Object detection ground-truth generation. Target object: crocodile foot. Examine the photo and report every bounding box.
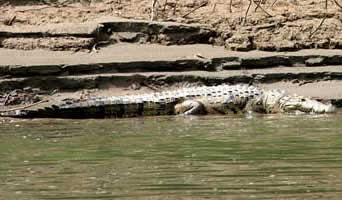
[174,100,206,115]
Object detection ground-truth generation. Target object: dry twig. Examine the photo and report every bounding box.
[182,1,208,18]
[16,0,75,12]
[3,93,10,106]
[0,1,10,7]
[308,0,329,38]
[244,0,272,24]
[309,14,327,38]
[163,0,168,12]
[244,0,253,23]
[3,16,16,26]
[0,89,58,113]
[151,0,158,21]
[253,0,272,17]
[271,0,278,7]
[334,0,342,9]
[0,100,49,113]
[16,6,51,12]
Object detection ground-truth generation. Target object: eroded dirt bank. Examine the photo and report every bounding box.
[1,0,342,51]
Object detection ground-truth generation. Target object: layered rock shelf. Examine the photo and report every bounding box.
[2,44,342,77]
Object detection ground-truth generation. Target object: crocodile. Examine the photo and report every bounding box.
[0,85,335,118]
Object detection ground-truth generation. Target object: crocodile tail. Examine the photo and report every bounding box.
[1,101,178,119]
[55,101,178,118]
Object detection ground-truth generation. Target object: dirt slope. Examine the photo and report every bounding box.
[1,0,342,51]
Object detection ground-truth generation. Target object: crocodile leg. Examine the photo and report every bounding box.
[174,100,206,115]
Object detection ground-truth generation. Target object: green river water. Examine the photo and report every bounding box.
[0,114,342,200]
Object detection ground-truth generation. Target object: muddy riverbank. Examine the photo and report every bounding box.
[1,0,342,114]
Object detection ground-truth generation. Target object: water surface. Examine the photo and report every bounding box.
[1,114,342,199]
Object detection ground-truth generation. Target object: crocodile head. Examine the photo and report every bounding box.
[252,89,335,114]
[279,95,335,113]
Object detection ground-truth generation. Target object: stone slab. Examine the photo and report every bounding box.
[0,17,215,46]
[1,66,342,91]
[1,44,342,76]
[0,23,99,37]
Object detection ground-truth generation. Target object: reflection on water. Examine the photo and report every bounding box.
[1,114,342,199]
